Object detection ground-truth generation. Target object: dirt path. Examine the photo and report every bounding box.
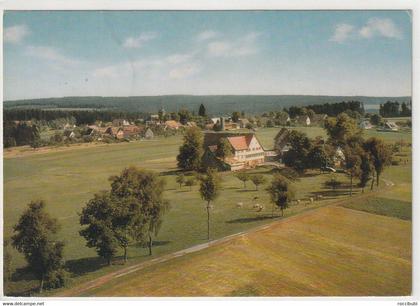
[56,183,392,297]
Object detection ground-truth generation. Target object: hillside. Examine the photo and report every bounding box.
[4,95,411,115]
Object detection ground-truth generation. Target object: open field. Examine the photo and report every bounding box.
[3,126,412,296]
[81,205,411,297]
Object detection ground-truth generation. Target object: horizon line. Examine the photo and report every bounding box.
[4,93,412,102]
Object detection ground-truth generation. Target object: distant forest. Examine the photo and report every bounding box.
[4,109,148,125]
[4,95,411,116]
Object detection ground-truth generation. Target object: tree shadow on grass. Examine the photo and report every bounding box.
[11,266,37,282]
[237,189,257,193]
[65,256,107,277]
[159,170,182,176]
[226,215,276,224]
[134,240,171,248]
[308,188,355,199]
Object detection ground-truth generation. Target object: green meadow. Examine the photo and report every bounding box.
[3,126,412,296]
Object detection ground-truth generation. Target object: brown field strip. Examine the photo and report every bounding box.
[68,205,411,297]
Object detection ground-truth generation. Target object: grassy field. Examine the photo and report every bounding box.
[82,206,411,297]
[3,126,412,296]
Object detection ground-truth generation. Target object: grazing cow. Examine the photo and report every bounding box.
[296,199,301,205]
[255,204,264,212]
[236,202,243,208]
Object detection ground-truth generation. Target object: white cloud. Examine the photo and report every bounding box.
[92,53,199,81]
[122,32,157,49]
[4,24,30,44]
[330,18,402,43]
[165,53,193,65]
[207,32,261,57]
[168,63,200,79]
[197,30,218,41]
[24,45,80,67]
[359,18,402,39]
[329,24,354,43]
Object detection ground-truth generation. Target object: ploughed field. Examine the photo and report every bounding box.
[3,126,412,296]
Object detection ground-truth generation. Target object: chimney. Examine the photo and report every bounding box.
[220,117,225,130]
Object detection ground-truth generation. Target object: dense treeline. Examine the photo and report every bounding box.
[379,101,412,117]
[5,95,411,116]
[303,101,364,116]
[3,121,40,148]
[4,109,147,125]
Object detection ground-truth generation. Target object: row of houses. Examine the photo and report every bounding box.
[359,119,399,131]
[66,125,155,140]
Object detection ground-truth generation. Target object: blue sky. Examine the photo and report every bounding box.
[3,10,412,100]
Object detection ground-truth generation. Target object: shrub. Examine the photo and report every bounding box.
[44,268,69,290]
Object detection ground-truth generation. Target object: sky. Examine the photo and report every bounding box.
[3,10,412,100]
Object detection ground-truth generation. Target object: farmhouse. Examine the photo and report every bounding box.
[144,128,154,139]
[296,115,311,126]
[122,125,143,138]
[112,119,130,127]
[165,120,182,130]
[359,120,373,129]
[311,114,328,126]
[105,127,124,139]
[273,128,291,158]
[202,132,265,171]
[383,121,399,131]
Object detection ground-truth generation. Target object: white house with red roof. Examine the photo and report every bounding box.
[202,132,265,171]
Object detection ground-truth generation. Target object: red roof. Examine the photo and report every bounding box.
[227,136,251,151]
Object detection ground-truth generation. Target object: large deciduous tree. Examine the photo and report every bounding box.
[363,137,393,189]
[12,200,66,293]
[324,112,361,146]
[343,146,362,196]
[177,127,203,171]
[358,152,374,192]
[282,130,312,173]
[109,167,169,256]
[199,168,220,240]
[79,192,119,265]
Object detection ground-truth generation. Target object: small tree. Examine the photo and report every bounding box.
[176,173,185,189]
[251,174,267,191]
[198,104,206,117]
[235,172,250,189]
[185,177,197,191]
[199,168,220,240]
[231,111,240,123]
[177,127,203,171]
[370,114,383,126]
[215,138,233,161]
[267,175,295,217]
[12,200,66,293]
